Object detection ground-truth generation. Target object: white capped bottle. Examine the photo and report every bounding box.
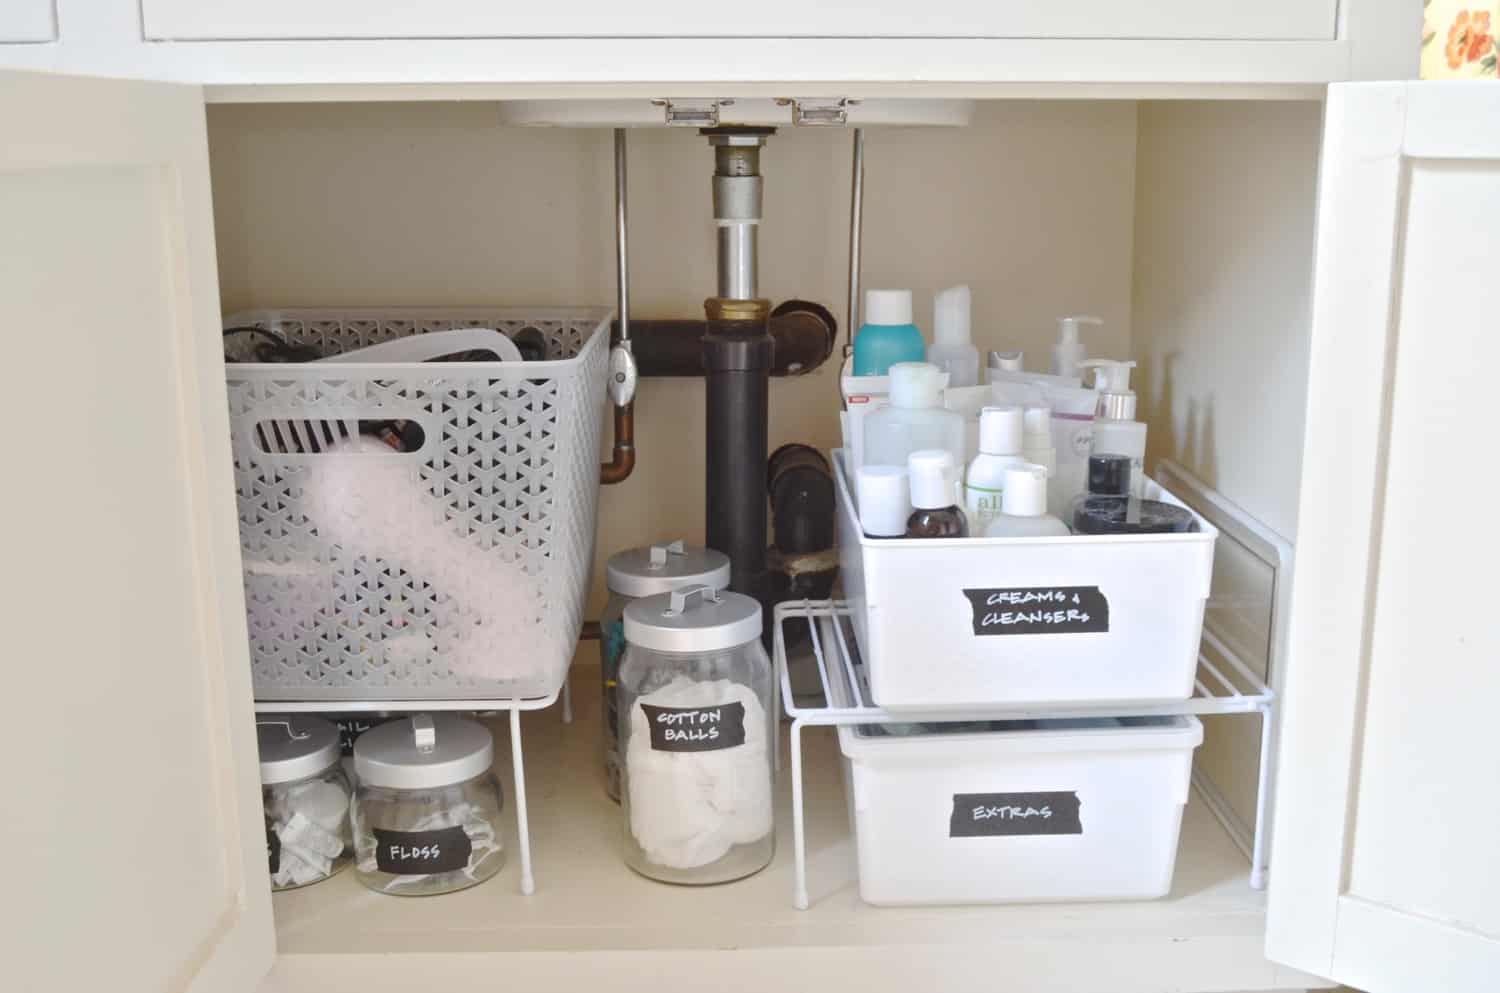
[1079,359,1147,498]
[963,406,1028,532]
[983,464,1071,538]
[927,285,980,388]
[863,362,966,473]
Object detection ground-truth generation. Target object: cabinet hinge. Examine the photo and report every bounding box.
[779,98,859,126]
[651,99,730,127]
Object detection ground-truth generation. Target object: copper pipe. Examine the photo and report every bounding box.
[599,400,635,485]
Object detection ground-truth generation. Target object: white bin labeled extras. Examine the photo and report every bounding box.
[834,450,1216,712]
[838,715,1203,906]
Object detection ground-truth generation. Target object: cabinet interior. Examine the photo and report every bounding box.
[204,96,1325,965]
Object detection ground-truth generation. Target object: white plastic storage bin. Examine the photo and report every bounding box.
[838,715,1203,906]
[225,308,610,702]
[833,450,1216,712]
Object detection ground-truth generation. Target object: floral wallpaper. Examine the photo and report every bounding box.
[1423,1,1499,78]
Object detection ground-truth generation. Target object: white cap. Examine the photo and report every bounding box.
[864,289,913,327]
[887,361,943,409]
[1053,315,1102,379]
[907,449,957,510]
[933,285,971,346]
[977,405,1024,456]
[1000,464,1049,517]
[856,465,912,537]
[1022,405,1051,445]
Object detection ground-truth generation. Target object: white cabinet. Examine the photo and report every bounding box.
[0,0,1417,89]
[0,0,56,42]
[141,0,1334,42]
[1266,81,1500,992]
[0,68,272,993]
[5,61,1498,993]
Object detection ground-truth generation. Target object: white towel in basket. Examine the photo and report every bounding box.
[301,436,562,685]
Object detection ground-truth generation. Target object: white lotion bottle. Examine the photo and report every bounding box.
[1051,315,1102,380]
[984,464,1071,538]
[863,362,966,473]
[928,285,980,388]
[1079,358,1147,498]
[963,406,1028,532]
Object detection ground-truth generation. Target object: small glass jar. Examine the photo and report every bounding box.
[619,584,774,884]
[258,716,353,891]
[600,540,730,802]
[351,714,505,896]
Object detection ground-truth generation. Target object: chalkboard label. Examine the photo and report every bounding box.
[373,826,472,875]
[950,791,1083,837]
[640,701,747,753]
[962,586,1109,636]
[266,818,280,874]
[332,716,386,756]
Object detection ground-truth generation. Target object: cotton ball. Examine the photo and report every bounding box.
[625,676,772,872]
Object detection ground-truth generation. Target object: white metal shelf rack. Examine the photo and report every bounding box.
[254,683,572,897]
[773,599,1276,911]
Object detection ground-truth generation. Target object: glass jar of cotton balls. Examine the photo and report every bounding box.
[259,716,353,891]
[619,584,774,884]
[351,714,504,896]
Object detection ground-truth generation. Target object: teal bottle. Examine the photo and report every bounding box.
[853,289,926,376]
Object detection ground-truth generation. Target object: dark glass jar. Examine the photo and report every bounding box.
[905,505,969,538]
[904,449,969,538]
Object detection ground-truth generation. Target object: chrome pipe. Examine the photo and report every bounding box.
[614,128,630,343]
[846,128,865,352]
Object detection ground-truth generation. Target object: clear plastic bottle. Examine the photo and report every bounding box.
[983,465,1071,537]
[863,362,966,473]
[619,585,774,884]
[1080,359,1147,498]
[927,285,980,388]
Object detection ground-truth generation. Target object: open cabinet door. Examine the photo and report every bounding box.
[1266,81,1500,993]
[0,71,273,991]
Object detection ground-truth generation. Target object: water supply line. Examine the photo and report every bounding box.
[846,127,865,358]
[601,127,638,485]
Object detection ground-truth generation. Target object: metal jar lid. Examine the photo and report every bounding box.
[624,584,762,653]
[353,714,494,790]
[606,539,731,599]
[258,716,341,786]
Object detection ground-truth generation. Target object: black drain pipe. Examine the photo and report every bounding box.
[702,127,775,599]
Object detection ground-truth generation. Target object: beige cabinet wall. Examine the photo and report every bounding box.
[206,100,1138,613]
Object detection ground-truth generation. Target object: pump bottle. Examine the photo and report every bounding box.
[1079,359,1146,497]
[927,285,980,388]
[1051,315,1102,380]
